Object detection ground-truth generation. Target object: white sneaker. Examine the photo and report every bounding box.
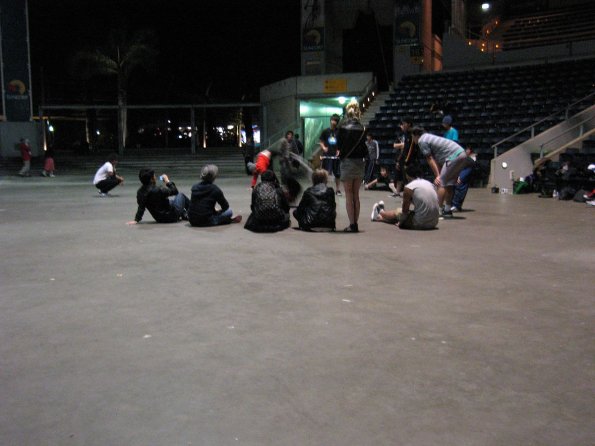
[371,202,379,221]
[378,200,385,210]
[587,200,595,207]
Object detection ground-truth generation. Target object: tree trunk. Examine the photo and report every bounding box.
[117,74,127,156]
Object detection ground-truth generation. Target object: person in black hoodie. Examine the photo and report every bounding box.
[188,164,242,227]
[337,99,368,232]
[293,169,336,231]
[128,168,189,224]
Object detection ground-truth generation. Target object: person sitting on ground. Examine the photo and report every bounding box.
[293,169,336,231]
[127,168,190,224]
[371,164,439,230]
[364,165,398,195]
[244,170,290,233]
[93,153,124,196]
[188,164,242,227]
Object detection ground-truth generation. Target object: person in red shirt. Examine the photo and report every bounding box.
[249,149,272,187]
[18,138,32,177]
[248,138,292,188]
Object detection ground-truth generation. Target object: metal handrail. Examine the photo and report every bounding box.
[538,113,595,157]
[264,120,301,149]
[361,77,378,99]
[491,90,595,158]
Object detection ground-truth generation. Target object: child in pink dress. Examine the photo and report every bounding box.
[42,147,55,177]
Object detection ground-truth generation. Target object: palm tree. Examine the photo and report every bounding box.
[73,29,157,154]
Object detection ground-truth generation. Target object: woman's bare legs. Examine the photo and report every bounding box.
[343,177,362,230]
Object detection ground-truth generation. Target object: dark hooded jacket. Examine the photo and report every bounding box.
[293,184,336,230]
[188,181,229,226]
[134,182,181,223]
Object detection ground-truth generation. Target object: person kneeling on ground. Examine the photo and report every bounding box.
[93,153,124,196]
[128,168,190,224]
[293,168,336,231]
[371,164,439,230]
[244,170,290,233]
[188,164,242,227]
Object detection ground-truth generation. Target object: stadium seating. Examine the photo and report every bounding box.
[367,57,595,176]
[502,3,595,51]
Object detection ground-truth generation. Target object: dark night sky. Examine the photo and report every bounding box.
[28,0,302,105]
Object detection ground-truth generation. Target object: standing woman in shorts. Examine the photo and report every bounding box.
[337,99,368,232]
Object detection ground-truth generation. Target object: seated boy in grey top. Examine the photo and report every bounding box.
[372,164,439,230]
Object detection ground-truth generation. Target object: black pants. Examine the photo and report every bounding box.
[95,177,121,194]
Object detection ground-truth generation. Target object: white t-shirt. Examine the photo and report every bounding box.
[405,178,439,229]
[93,161,114,185]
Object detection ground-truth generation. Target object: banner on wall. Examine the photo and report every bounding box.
[323,78,347,94]
[301,0,325,52]
[394,0,421,47]
[1,0,33,121]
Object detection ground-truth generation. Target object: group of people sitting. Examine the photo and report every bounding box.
[127,164,242,227]
[120,158,441,232]
[124,161,337,232]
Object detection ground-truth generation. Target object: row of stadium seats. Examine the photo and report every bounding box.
[367,57,595,169]
[502,2,595,50]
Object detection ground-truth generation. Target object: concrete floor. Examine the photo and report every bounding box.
[1,169,594,446]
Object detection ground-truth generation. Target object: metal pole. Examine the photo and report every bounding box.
[117,105,124,156]
[202,107,206,148]
[190,107,196,154]
[39,107,46,151]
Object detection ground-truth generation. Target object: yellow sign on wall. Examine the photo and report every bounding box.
[324,79,348,93]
